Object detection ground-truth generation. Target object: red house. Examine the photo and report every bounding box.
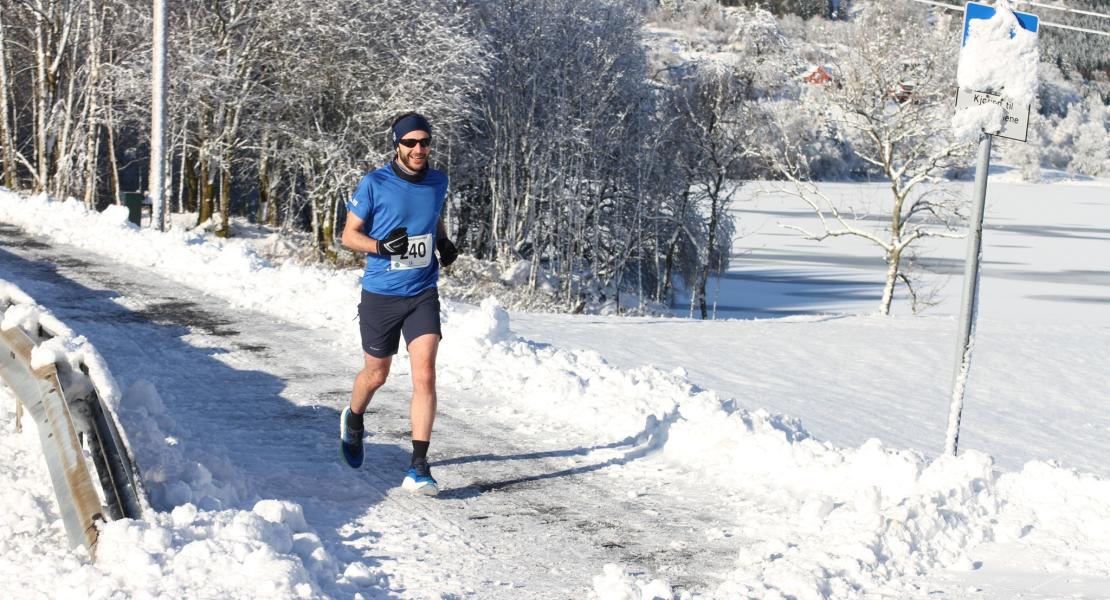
[803,65,833,85]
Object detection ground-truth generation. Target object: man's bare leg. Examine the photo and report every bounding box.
[342,352,391,468]
[406,333,439,441]
[351,353,392,415]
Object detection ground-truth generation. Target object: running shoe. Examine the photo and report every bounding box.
[402,459,438,495]
[339,406,364,468]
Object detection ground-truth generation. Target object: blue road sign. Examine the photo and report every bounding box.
[963,2,1039,46]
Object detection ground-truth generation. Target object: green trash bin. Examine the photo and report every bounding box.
[123,192,145,226]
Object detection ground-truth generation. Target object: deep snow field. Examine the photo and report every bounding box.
[1,170,1108,599]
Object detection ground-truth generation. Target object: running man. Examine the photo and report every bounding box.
[338,112,459,495]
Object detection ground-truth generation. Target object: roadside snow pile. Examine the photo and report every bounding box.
[84,499,327,598]
[0,394,330,598]
[441,298,1110,599]
[0,191,360,330]
[1,279,133,451]
[0,280,340,598]
[952,1,1039,141]
[116,379,245,510]
[592,563,677,600]
[714,450,1110,599]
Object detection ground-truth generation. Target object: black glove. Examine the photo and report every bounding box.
[377,227,408,256]
[436,237,459,268]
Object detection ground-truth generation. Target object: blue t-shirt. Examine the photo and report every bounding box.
[346,163,448,296]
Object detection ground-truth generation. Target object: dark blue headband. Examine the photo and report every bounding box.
[392,114,432,146]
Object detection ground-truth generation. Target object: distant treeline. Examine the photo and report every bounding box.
[0,0,1105,316]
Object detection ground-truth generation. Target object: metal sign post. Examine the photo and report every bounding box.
[945,2,1038,456]
[945,132,992,456]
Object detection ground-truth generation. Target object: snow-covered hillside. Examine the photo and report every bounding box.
[2,177,1108,599]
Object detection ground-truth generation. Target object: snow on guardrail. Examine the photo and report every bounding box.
[0,278,144,557]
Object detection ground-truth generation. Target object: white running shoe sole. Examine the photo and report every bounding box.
[402,476,439,496]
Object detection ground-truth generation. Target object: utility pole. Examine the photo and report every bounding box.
[149,0,166,231]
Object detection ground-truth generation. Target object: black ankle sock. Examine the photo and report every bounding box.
[411,440,430,465]
[347,408,364,431]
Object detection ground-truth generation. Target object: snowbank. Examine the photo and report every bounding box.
[0,279,340,598]
[440,300,1110,598]
[0,192,361,331]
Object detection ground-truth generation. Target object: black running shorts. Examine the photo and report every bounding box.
[358,287,442,358]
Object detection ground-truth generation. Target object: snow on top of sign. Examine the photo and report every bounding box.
[957,1,1039,105]
[952,98,1007,142]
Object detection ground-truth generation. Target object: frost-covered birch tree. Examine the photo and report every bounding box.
[651,4,788,318]
[0,0,123,201]
[460,0,655,310]
[0,8,18,189]
[765,4,972,315]
[256,0,484,256]
[666,63,748,319]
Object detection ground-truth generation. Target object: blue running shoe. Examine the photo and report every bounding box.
[339,406,364,468]
[401,459,438,495]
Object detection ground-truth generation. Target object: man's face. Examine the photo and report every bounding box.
[397,130,431,172]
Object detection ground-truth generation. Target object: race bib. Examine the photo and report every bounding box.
[389,234,433,270]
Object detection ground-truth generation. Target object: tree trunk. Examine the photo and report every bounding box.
[33,7,51,192]
[660,190,691,303]
[174,123,187,213]
[661,229,679,304]
[218,162,231,237]
[700,184,722,320]
[82,0,101,209]
[309,187,323,258]
[0,14,17,189]
[879,248,902,316]
[105,85,121,204]
[322,192,338,261]
[198,155,214,226]
[697,272,708,319]
[183,146,198,214]
[258,132,275,225]
[52,30,79,199]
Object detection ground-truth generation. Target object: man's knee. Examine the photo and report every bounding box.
[361,368,389,391]
[407,335,438,389]
[411,365,436,391]
[360,356,391,390]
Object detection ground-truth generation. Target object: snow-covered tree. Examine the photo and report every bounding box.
[763,3,971,315]
[457,0,655,310]
[721,0,836,20]
[1064,95,1110,177]
[664,63,750,319]
[253,0,485,255]
[1038,0,1110,81]
[0,8,16,190]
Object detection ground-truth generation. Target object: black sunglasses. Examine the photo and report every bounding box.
[398,137,432,148]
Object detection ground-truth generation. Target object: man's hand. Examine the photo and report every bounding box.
[378,227,408,256]
[437,237,459,268]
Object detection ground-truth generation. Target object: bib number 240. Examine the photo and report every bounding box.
[390,233,432,270]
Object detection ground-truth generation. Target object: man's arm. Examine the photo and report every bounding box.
[435,217,459,267]
[341,212,379,255]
